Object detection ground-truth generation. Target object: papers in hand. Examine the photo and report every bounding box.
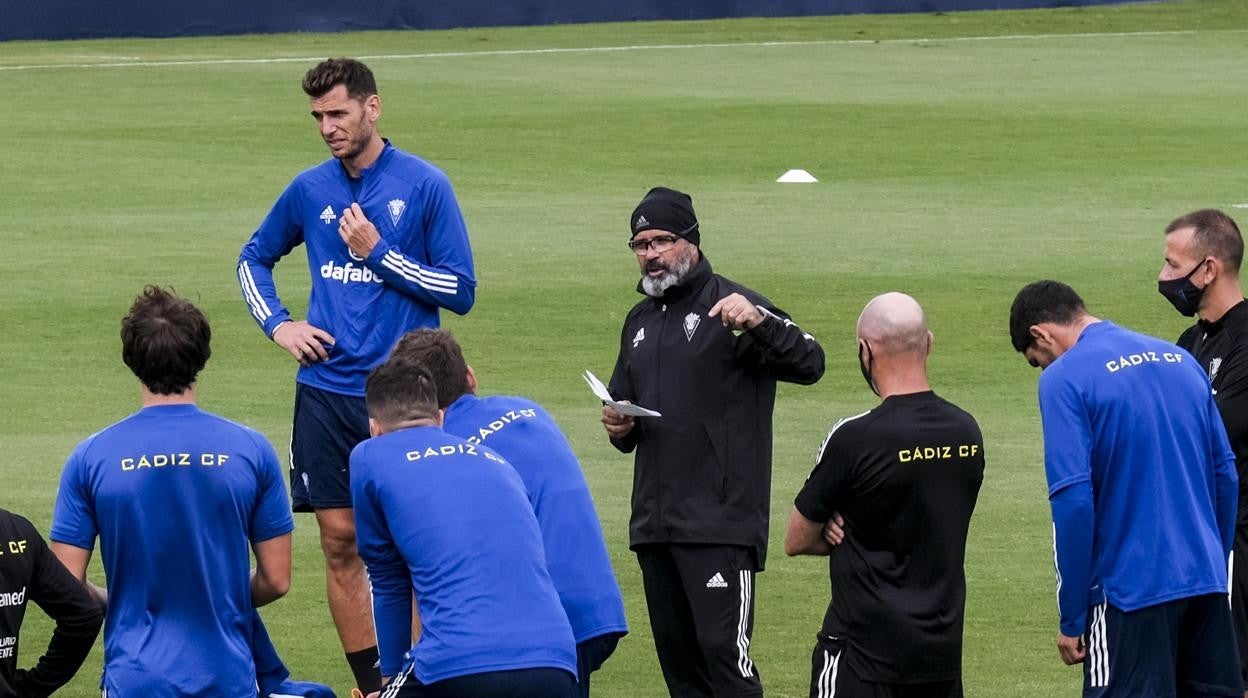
[583,370,661,418]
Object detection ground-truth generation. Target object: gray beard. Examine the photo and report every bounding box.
[640,254,695,297]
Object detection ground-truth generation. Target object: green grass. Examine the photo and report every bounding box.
[2,0,1246,694]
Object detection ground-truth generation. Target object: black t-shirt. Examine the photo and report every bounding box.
[1178,299,1248,539]
[0,509,102,698]
[795,391,984,683]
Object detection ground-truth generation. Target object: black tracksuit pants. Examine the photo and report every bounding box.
[636,543,763,698]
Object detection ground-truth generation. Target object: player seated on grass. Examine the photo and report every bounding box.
[0,508,102,697]
[352,356,578,698]
[49,286,295,697]
[389,328,628,697]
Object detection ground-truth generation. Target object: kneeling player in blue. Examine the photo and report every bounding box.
[351,357,578,698]
[49,286,294,697]
[390,328,628,696]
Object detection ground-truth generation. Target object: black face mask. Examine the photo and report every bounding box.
[858,341,880,397]
[1158,259,1209,317]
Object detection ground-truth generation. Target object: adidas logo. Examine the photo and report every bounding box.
[706,572,728,589]
[320,205,336,224]
[635,215,649,230]
[632,327,646,348]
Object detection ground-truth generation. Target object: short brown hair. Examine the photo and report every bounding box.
[302,58,378,100]
[390,329,471,409]
[1166,209,1243,274]
[365,356,440,427]
[121,286,211,395]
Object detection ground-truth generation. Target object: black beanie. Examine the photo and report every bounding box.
[630,186,700,246]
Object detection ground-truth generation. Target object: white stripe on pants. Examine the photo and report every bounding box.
[816,647,841,698]
[1087,600,1109,688]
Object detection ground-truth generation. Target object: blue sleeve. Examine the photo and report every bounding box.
[49,445,97,550]
[1039,371,1094,496]
[238,182,303,337]
[1050,484,1094,637]
[364,173,476,315]
[1039,371,1095,636]
[249,434,295,543]
[1208,395,1239,555]
[349,448,411,677]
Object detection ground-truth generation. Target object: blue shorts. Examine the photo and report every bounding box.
[290,383,369,512]
[1083,593,1242,697]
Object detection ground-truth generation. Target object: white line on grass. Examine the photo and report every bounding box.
[58,54,142,60]
[0,28,1240,72]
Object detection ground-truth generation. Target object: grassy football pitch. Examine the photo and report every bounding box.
[2,0,1247,694]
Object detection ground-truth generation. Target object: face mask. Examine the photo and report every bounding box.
[858,341,880,397]
[1158,259,1209,317]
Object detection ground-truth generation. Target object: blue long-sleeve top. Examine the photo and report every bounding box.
[443,394,628,644]
[1039,321,1236,637]
[238,141,476,396]
[350,425,576,682]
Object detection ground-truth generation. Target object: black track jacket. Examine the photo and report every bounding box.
[1179,300,1248,540]
[0,509,102,698]
[608,257,825,568]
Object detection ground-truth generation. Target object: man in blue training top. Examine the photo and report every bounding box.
[1010,280,1241,697]
[237,57,477,692]
[352,357,578,697]
[390,328,628,696]
[50,286,294,697]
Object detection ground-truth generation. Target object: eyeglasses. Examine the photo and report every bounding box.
[627,235,680,254]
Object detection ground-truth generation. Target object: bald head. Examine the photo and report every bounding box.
[857,292,931,356]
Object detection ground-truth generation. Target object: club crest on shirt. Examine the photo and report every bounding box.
[387,199,407,227]
[632,327,646,348]
[684,312,701,342]
[1210,357,1223,381]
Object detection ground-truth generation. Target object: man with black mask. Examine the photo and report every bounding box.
[785,293,983,698]
[1159,208,1248,692]
[601,186,825,697]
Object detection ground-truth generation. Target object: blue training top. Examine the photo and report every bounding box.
[238,141,477,397]
[50,404,294,698]
[1040,321,1237,637]
[443,393,628,644]
[351,425,576,682]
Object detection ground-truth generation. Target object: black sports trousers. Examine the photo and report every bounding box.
[809,634,962,698]
[635,543,762,698]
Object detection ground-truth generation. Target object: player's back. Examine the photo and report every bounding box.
[52,404,292,698]
[442,393,627,644]
[352,425,576,683]
[1042,321,1232,610]
[823,392,984,681]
